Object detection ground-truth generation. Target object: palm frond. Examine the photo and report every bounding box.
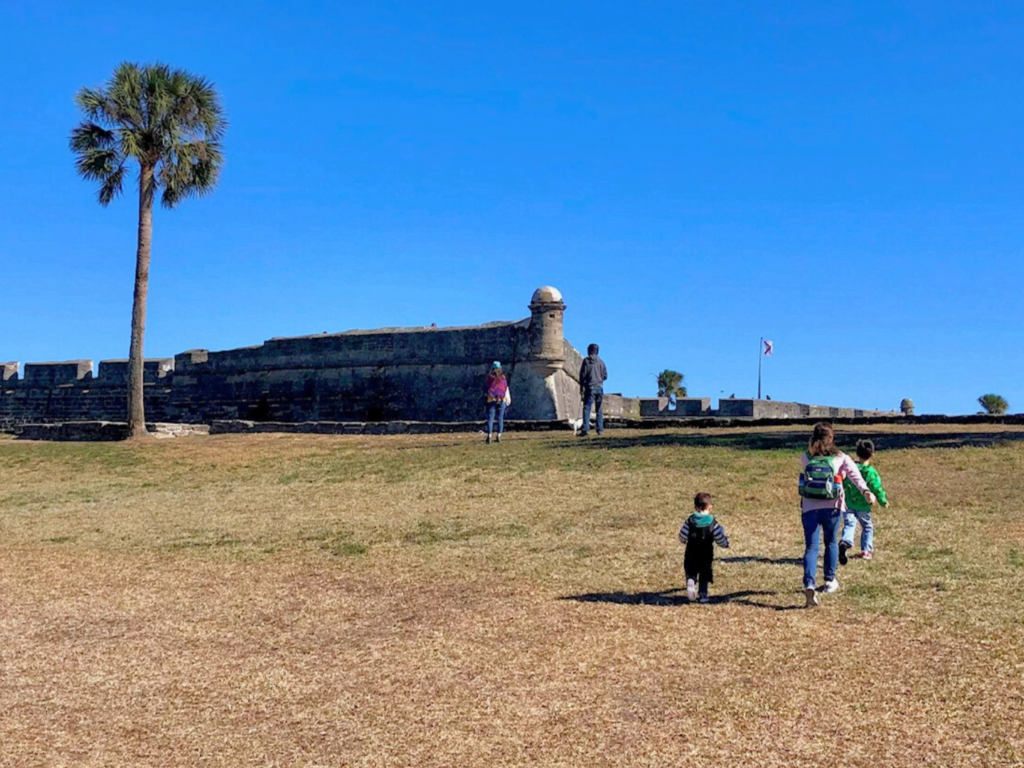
[159,139,223,207]
[119,128,143,160]
[98,163,127,206]
[74,147,121,182]
[69,122,116,152]
[74,87,116,125]
[170,74,228,140]
[107,62,145,129]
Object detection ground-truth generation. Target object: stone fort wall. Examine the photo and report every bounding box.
[1,287,590,428]
[640,397,896,420]
[1,285,893,430]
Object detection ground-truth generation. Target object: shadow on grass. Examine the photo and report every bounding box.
[561,588,778,607]
[719,555,801,565]
[555,431,1024,452]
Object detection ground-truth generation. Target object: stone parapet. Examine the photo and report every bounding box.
[97,359,174,385]
[639,397,711,417]
[23,360,93,386]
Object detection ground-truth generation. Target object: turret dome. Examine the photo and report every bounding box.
[530,286,563,305]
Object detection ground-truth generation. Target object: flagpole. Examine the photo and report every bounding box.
[757,336,762,400]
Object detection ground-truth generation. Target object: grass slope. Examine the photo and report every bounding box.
[1,426,1022,767]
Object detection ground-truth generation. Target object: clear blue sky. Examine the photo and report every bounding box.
[3,1,1022,415]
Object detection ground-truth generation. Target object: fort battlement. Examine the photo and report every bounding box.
[1,287,595,428]
[1,286,896,431]
[2,359,174,386]
[639,397,896,420]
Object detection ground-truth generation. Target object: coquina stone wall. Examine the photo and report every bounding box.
[0,359,174,430]
[1,287,598,428]
[639,397,897,420]
[1,285,891,431]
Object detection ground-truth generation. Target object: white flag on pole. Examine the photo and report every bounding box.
[763,339,773,356]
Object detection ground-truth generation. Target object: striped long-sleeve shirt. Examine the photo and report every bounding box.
[678,513,730,548]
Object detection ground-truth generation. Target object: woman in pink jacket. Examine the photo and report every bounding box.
[484,362,509,444]
[800,422,875,607]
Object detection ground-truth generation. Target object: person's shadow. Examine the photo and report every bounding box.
[560,551,809,610]
[560,588,792,608]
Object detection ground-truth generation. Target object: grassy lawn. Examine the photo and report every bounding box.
[1,425,1022,766]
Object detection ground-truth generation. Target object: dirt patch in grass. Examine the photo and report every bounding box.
[1,426,1023,766]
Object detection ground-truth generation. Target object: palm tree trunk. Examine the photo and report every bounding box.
[127,163,155,439]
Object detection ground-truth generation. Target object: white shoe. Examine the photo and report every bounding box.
[820,579,840,594]
[686,579,697,602]
[805,587,819,608]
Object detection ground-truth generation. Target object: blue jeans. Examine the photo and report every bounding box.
[582,388,604,435]
[841,509,874,552]
[486,400,506,435]
[802,507,842,589]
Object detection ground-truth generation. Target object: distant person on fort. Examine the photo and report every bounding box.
[579,343,608,437]
[484,362,510,444]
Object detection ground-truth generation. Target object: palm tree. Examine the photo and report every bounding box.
[70,63,226,437]
[978,394,1009,415]
[656,369,687,400]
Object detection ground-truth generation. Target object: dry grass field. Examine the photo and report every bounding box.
[1,424,1023,767]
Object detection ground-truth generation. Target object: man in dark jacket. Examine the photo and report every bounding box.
[578,343,608,436]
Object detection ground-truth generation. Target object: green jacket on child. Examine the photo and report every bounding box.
[843,463,888,512]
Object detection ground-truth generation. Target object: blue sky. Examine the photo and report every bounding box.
[2,1,1022,414]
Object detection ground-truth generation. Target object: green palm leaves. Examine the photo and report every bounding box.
[657,369,686,399]
[70,62,226,207]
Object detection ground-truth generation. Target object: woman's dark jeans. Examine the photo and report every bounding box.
[486,400,507,435]
[802,507,842,588]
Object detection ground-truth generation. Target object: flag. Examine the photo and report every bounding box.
[763,339,773,356]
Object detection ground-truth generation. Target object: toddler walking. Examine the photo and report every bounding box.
[840,439,889,563]
[678,492,730,603]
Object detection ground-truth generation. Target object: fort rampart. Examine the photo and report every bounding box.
[639,397,896,420]
[1,287,598,428]
[1,286,895,431]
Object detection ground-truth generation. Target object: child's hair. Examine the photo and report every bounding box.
[587,343,600,356]
[694,492,712,511]
[855,439,875,461]
[808,422,838,457]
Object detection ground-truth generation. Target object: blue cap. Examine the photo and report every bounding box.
[492,361,502,368]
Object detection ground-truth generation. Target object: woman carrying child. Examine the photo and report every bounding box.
[799,422,875,607]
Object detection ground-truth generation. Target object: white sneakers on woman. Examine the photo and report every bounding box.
[805,579,840,608]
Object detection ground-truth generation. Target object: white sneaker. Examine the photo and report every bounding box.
[805,587,819,608]
[686,579,697,602]
[821,579,840,594]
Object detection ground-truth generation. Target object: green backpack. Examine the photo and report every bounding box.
[799,455,841,500]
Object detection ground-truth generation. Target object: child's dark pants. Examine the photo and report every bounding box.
[685,541,715,596]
